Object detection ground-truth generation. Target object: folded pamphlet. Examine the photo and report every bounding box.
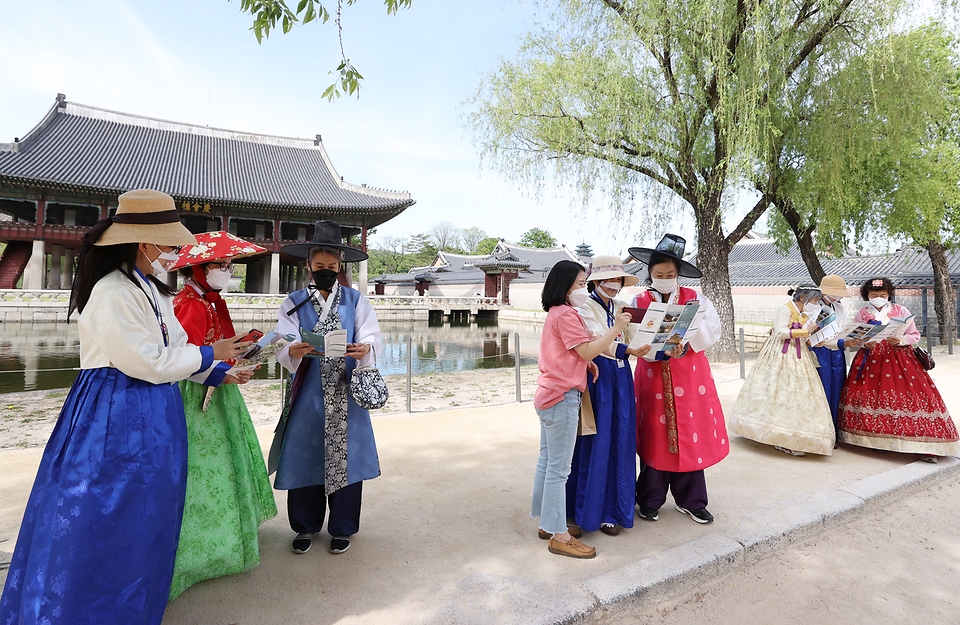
[301,329,347,358]
[627,301,704,354]
[229,331,297,373]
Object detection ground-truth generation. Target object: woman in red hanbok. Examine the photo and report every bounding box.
[630,235,728,524]
[838,277,958,461]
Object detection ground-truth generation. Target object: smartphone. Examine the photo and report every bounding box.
[622,307,647,323]
[237,329,264,343]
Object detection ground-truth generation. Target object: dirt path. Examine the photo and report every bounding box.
[0,366,542,450]
[590,477,960,625]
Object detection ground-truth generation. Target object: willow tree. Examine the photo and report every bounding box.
[766,23,960,335]
[469,0,900,360]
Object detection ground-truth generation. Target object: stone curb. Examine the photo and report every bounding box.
[570,457,960,623]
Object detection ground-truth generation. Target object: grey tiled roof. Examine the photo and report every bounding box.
[677,239,960,288]
[0,96,415,225]
[377,242,582,285]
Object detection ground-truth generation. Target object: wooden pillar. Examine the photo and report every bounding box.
[296,261,306,291]
[49,244,62,290]
[274,218,282,251]
[35,198,45,237]
[100,203,109,220]
[269,253,281,294]
[63,248,75,289]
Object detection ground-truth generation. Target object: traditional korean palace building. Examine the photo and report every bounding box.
[0,94,415,293]
[373,241,584,308]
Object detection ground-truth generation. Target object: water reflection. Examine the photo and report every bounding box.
[0,319,543,394]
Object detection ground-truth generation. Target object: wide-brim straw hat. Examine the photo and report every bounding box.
[587,255,639,287]
[818,274,849,298]
[167,231,267,271]
[90,189,197,247]
[281,220,368,262]
[628,233,702,279]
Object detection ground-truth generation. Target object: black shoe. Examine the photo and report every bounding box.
[330,536,351,554]
[675,505,714,524]
[636,506,659,521]
[292,532,316,554]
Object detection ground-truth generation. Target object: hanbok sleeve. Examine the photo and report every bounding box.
[577,302,605,338]
[276,296,304,374]
[352,295,382,368]
[687,293,721,353]
[772,304,794,340]
[894,304,921,346]
[83,282,205,385]
[173,295,209,347]
[166,306,229,386]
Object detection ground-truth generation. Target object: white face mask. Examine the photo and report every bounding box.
[149,245,180,275]
[599,281,622,297]
[205,267,231,291]
[869,297,888,309]
[650,277,678,294]
[803,302,821,315]
[567,287,589,307]
[822,295,838,306]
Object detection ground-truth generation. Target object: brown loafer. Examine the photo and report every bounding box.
[599,524,621,536]
[538,523,583,540]
[548,536,596,559]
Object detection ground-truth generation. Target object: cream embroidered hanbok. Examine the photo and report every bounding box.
[729,301,836,455]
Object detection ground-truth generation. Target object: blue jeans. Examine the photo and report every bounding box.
[531,389,581,534]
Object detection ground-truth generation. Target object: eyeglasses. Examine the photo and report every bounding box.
[209,262,233,270]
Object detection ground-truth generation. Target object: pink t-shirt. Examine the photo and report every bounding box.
[534,304,592,410]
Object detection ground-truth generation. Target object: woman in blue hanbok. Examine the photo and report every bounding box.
[0,190,250,625]
[566,256,649,535]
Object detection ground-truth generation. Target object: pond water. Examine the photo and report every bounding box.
[0,318,544,394]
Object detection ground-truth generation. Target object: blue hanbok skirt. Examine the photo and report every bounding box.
[566,356,636,531]
[811,346,846,429]
[0,368,188,625]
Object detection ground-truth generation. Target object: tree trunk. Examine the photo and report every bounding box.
[925,238,956,341]
[695,194,739,362]
[777,199,826,285]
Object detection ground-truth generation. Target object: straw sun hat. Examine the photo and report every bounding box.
[817,274,850,298]
[587,255,639,287]
[87,189,197,248]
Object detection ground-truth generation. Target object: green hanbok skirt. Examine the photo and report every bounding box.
[169,380,278,600]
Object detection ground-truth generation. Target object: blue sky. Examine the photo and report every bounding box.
[0,0,738,255]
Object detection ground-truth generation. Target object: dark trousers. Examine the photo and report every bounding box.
[636,465,708,510]
[287,481,363,537]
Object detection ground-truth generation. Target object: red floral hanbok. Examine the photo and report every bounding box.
[838,303,959,456]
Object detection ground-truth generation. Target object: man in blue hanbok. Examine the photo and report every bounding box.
[269,221,382,555]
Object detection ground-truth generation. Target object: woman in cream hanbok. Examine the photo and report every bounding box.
[729,287,836,456]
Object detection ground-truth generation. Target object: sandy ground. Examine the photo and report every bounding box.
[0,354,957,623]
[0,366,543,450]
[589,477,960,625]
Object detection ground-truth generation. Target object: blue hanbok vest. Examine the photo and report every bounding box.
[273,286,381,491]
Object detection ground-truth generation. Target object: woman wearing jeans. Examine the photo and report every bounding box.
[532,260,631,559]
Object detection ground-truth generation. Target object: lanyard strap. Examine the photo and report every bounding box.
[590,292,616,328]
[130,267,169,347]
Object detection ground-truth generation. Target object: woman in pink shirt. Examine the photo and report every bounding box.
[532,260,630,559]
